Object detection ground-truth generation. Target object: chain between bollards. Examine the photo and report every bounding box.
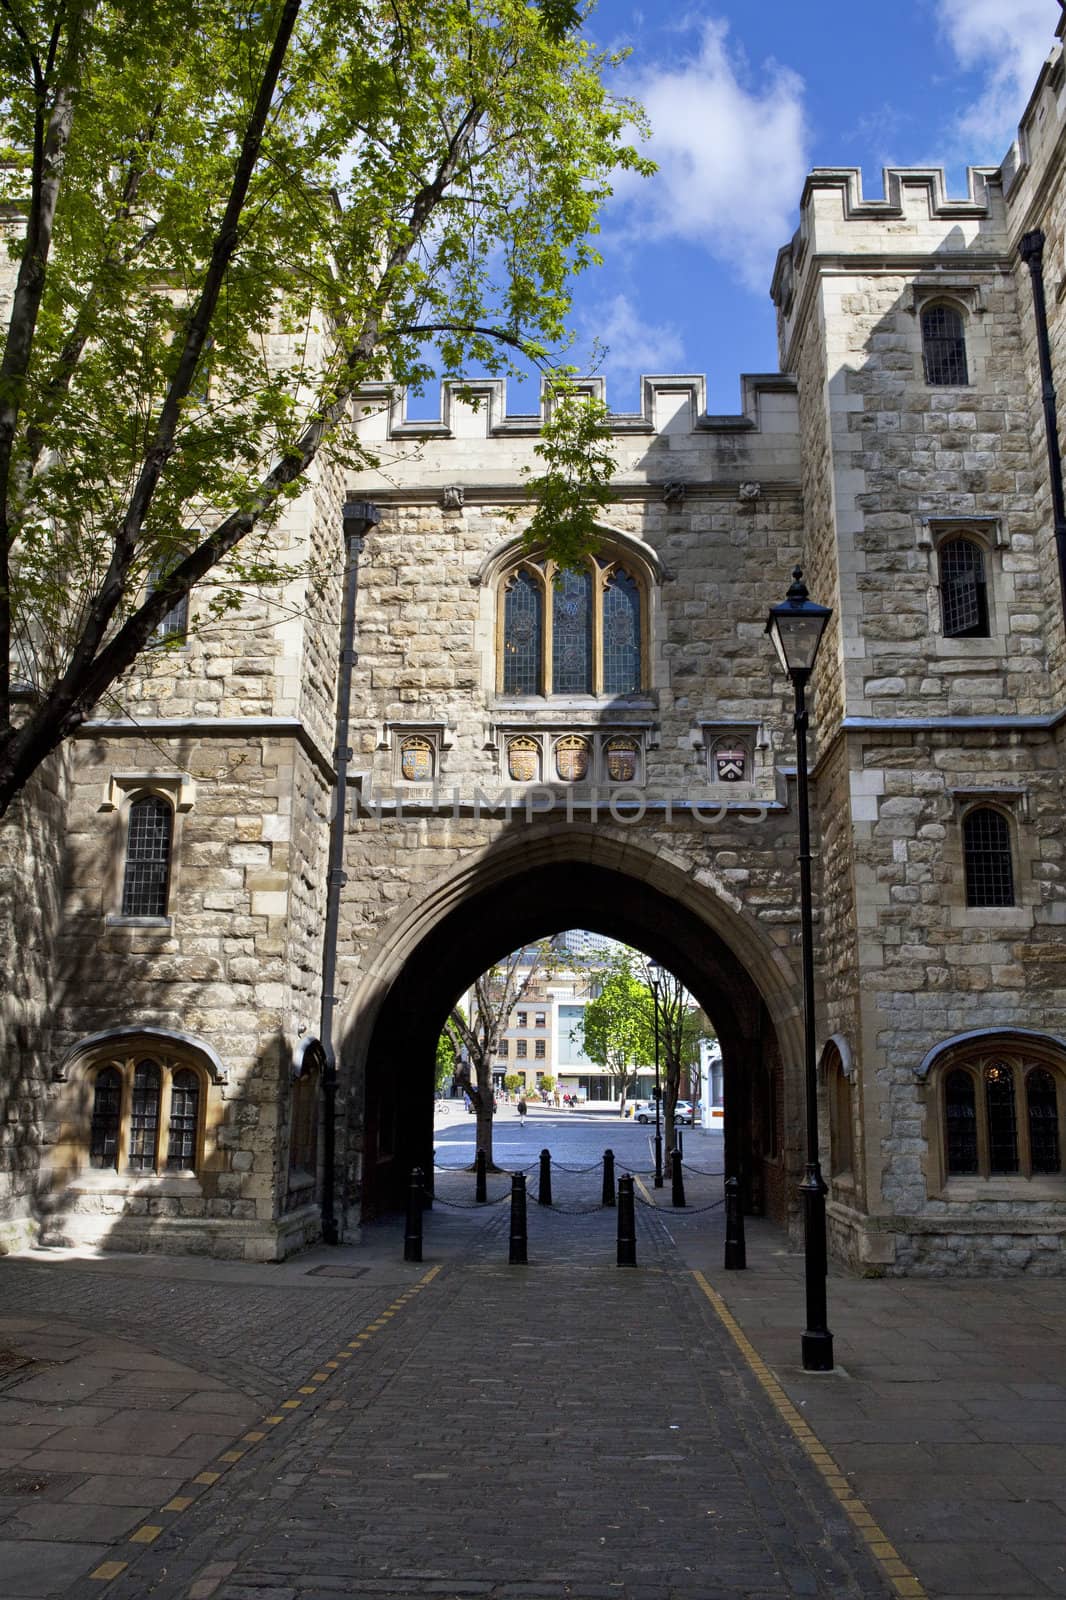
[671,1148,686,1207]
[724,1174,746,1270]
[475,1148,487,1203]
[538,1148,552,1207]
[404,1167,424,1263]
[509,1172,528,1264]
[616,1174,636,1266]
[602,1148,615,1207]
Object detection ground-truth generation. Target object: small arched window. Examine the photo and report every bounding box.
[939,537,989,638]
[826,1048,853,1179]
[83,1049,207,1176]
[90,1066,122,1170]
[128,1059,162,1172]
[121,795,173,918]
[167,1068,201,1171]
[498,554,646,697]
[921,303,968,385]
[963,807,1014,908]
[940,1049,1063,1180]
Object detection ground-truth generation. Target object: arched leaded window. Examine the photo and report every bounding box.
[944,1069,978,1174]
[552,567,593,694]
[940,1048,1063,1180]
[921,303,968,385]
[128,1059,161,1172]
[984,1061,1018,1173]
[939,537,989,638]
[497,553,646,697]
[167,1068,201,1171]
[602,569,641,694]
[963,807,1014,908]
[121,795,173,918]
[824,1046,854,1179]
[82,1047,208,1176]
[502,569,543,694]
[90,1066,122,1170]
[1027,1069,1061,1174]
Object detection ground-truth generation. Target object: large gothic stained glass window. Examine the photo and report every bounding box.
[603,569,641,694]
[552,567,592,694]
[503,570,542,695]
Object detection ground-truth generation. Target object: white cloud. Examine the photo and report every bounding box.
[937,0,1057,154]
[610,18,809,291]
[578,293,685,395]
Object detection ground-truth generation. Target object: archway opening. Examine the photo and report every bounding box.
[348,858,792,1225]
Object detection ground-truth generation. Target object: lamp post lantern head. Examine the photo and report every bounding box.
[765,567,832,679]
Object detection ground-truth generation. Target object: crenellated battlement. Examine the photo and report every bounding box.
[352,371,798,445]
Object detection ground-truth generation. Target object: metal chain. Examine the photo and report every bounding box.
[633,1193,725,1214]
[429,1192,511,1210]
[679,1163,725,1178]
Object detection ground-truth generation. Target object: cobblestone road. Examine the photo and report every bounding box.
[50,1173,892,1600]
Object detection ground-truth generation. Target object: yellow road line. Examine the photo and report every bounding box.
[692,1270,928,1600]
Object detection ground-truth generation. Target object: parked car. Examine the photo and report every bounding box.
[633,1100,696,1125]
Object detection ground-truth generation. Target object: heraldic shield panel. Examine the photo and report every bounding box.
[400,736,434,782]
[604,736,640,784]
[554,734,590,782]
[507,736,541,783]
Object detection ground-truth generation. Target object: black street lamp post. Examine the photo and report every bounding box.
[766,567,834,1373]
[649,960,664,1188]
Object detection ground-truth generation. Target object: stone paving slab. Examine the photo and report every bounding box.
[1,1165,1064,1598]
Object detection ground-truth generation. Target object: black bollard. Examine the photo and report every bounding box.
[676,1126,684,1160]
[404,1167,424,1263]
[475,1148,487,1203]
[602,1148,616,1207]
[671,1148,686,1208]
[538,1148,552,1207]
[724,1174,747,1270]
[617,1174,637,1266]
[509,1172,528,1264]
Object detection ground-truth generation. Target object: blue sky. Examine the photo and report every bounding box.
[423,0,1061,417]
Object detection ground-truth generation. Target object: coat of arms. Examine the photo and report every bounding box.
[507,739,540,783]
[400,738,433,782]
[605,738,638,783]
[714,746,747,783]
[554,735,590,782]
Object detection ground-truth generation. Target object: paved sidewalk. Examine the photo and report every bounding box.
[0,1163,1061,1600]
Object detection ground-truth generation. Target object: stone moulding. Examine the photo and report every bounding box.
[56,1026,229,1084]
[913,1028,1066,1081]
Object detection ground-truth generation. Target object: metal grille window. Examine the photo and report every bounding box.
[535,1039,546,1059]
[516,1039,527,1058]
[963,807,1014,907]
[121,796,173,917]
[128,1059,161,1172]
[939,538,989,637]
[167,1068,201,1171]
[922,304,968,385]
[90,1067,122,1170]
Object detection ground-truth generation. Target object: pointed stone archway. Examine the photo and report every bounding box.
[337,827,807,1227]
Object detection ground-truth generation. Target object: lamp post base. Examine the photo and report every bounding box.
[801,1328,834,1372]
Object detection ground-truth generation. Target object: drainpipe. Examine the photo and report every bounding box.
[1019,230,1066,618]
[319,499,380,1244]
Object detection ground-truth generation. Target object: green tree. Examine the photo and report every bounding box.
[637,959,713,1156]
[443,940,558,1168]
[572,955,652,1113]
[435,1007,464,1092]
[0,0,650,814]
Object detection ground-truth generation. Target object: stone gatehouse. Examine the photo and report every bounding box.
[4,35,1066,1275]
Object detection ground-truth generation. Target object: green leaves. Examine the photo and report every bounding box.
[0,0,651,809]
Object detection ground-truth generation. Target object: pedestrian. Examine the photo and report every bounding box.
[517,1096,527,1127]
